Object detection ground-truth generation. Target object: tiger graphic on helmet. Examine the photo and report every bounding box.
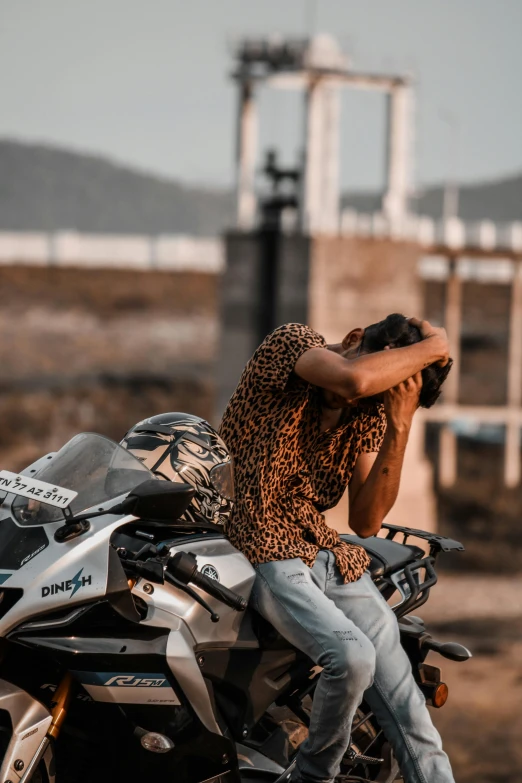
[120,413,234,526]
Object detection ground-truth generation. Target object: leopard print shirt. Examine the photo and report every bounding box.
[219,323,387,583]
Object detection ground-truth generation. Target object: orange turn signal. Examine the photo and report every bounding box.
[432,682,449,708]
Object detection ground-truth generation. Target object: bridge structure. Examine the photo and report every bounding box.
[221,34,522,534]
[233,35,413,234]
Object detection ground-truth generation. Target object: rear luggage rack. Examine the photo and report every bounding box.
[381,523,465,556]
[388,556,438,618]
[378,523,465,618]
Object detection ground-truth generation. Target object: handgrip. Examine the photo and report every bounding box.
[167,551,247,612]
[191,570,247,612]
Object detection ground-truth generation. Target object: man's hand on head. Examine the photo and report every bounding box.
[383,372,423,434]
[408,317,450,367]
[295,315,450,404]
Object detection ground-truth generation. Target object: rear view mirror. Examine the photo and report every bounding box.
[120,479,195,523]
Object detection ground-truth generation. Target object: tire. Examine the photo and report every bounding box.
[0,715,49,783]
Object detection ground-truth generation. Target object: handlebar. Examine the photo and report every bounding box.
[117,546,248,616]
[167,552,247,612]
[191,569,247,612]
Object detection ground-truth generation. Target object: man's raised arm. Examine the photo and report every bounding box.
[294,319,449,402]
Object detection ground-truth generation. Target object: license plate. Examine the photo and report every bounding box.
[0,470,78,509]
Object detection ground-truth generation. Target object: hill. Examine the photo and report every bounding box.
[343,174,522,222]
[0,139,520,234]
[0,139,234,236]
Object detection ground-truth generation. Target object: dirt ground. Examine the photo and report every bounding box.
[416,574,522,783]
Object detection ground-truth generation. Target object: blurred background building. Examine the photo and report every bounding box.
[0,2,521,778]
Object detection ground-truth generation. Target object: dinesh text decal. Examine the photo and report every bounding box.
[41,567,92,598]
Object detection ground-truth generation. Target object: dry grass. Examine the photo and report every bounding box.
[0,266,217,318]
[0,379,213,472]
[0,265,217,469]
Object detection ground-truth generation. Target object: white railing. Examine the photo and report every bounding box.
[339,210,522,252]
[0,231,225,273]
[1,216,520,273]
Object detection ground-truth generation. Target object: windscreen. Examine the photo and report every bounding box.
[10,433,153,526]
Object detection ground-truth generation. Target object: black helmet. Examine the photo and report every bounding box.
[120,412,234,526]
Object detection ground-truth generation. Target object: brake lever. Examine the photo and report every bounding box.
[132,543,158,561]
[164,571,220,623]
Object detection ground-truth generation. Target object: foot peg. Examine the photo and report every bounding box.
[343,746,384,767]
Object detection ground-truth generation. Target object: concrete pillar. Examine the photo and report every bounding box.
[439,260,461,487]
[236,81,258,231]
[319,82,341,234]
[439,424,458,488]
[383,84,412,228]
[217,233,312,423]
[303,79,341,235]
[303,79,324,234]
[216,232,261,420]
[385,416,436,533]
[505,261,522,486]
[505,417,520,488]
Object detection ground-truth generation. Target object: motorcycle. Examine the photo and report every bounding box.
[0,431,470,783]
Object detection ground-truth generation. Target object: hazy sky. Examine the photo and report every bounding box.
[1,0,521,191]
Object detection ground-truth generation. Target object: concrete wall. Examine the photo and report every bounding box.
[217,233,261,420]
[217,231,310,420]
[0,231,223,272]
[276,234,311,325]
[309,236,421,341]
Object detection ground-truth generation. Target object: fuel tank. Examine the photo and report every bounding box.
[133,532,258,648]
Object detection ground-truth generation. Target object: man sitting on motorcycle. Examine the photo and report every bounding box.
[219,314,454,783]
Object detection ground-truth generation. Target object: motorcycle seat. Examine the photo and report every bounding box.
[340,534,424,578]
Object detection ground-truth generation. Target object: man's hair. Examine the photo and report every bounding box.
[362,313,453,409]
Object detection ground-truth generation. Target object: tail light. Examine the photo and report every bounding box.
[432,682,449,708]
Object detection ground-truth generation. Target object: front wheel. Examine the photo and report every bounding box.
[0,714,50,783]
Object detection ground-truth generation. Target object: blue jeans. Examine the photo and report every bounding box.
[250,550,454,783]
